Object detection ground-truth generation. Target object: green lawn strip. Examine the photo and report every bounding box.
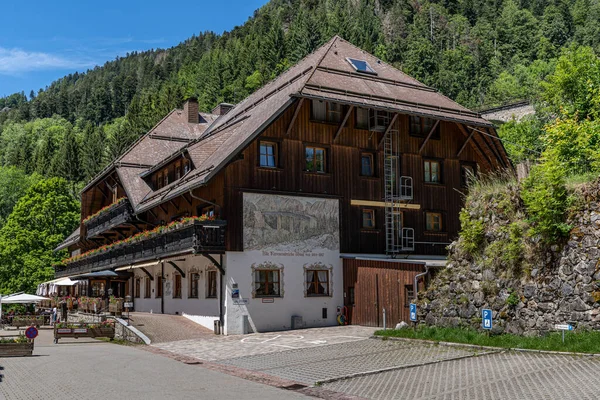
[375,326,600,354]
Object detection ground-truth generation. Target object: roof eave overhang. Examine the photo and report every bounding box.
[134,96,298,215]
[293,93,494,129]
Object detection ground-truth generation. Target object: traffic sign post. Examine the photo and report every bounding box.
[25,326,38,340]
[555,324,573,343]
[409,303,417,322]
[482,309,492,330]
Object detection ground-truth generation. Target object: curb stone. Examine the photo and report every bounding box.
[372,334,600,357]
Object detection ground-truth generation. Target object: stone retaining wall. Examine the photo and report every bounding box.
[420,183,600,336]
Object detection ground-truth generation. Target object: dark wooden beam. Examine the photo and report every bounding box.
[106,173,118,188]
[377,113,399,149]
[456,129,475,157]
[167,261,186,278]
[105,180,116,194]
[148,209,158,220]
[486,127,510,169]
[159,203,169,215]
[468,126,505,169]
[169,199,179,211]
[140,268,154,281]
[418,120,440,154]
[200,253,225,276]
[97,185,110,201]
[182,193,193,207]
[285,98,305,136]
[333,105,354,143]
[456,123,493,167]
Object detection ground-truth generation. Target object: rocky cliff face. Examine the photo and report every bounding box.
[420,180,600,336]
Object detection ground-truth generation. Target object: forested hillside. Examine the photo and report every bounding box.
[2,0,600,293]
[2,0,599,186]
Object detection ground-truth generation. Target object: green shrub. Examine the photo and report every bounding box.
[506,289,519,307]
[503,222,525,274]
[521,152,572,243]
[458,209,485,255]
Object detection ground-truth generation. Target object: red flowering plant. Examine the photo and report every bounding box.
[82,197,127,224]
[60,215,216,265]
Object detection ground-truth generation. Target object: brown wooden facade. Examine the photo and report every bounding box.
[73,97,499,257]
[221,99,496,256]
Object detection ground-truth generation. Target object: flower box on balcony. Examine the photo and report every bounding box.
[57,217,227,277]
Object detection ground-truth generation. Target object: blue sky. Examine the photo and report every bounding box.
[0,0,269,97]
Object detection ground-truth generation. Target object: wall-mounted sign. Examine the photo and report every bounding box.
[232,288,240,299]
[233,298,248,305]
[262,298,274,303]
[482,309,492,330]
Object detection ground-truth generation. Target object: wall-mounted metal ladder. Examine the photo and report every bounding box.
[383,128,414,254]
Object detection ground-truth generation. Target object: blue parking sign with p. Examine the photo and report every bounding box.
[482,309,492,330]
[409,303,417,322]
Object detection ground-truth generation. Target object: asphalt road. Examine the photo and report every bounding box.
[0,329,309,400]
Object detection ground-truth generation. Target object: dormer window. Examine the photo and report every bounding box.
[183,159,190,174]
[157,172,164,189]
[347,58,376,75]
[175,161,182,180]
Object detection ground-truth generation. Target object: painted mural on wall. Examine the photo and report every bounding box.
[243,193,339,252]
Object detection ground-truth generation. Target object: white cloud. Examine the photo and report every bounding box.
[0,47,95,74]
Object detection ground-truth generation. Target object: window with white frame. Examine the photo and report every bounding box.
[251,262,284,298]
[173,274,182,299]
[189,272,199,299]
[134,278,141,298]
[303,262,333,297]
[144,277,151,298]
[206,270,217,298]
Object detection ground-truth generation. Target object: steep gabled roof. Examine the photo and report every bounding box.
[80,36,503,217]
[136,36,499,212]
[81,106,217,211]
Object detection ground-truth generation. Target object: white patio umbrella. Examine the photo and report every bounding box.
[0,293,49,321]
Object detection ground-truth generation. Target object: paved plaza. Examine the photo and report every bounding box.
[153,325,600,399]
[4,324,600,399]
[0,329,309,400]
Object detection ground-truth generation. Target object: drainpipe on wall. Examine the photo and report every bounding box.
[219,254,224,333]
[161,262,165,314]
[413,265,429,301]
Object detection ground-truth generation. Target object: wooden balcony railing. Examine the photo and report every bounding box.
[84,200,133,239]
[56,220,226,278]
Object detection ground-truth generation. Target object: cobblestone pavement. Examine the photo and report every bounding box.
[216,339,486,385]
[128,312,213,343]
[154,325,375,361]
[0,330,309,400]
[322,350,600,400]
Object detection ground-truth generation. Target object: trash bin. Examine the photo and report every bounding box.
[213,320,221,335]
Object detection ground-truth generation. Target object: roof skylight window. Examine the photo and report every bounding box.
[347,58,377,75]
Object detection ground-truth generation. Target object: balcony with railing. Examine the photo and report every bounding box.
[84,199,133,239]
[56,219,226,278]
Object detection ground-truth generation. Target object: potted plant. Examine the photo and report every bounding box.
[0,335,33,357]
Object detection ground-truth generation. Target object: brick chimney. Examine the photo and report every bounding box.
[183,98,199,123]
[211,103,235,116]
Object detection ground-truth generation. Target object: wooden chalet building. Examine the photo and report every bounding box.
[54,36,509,332]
